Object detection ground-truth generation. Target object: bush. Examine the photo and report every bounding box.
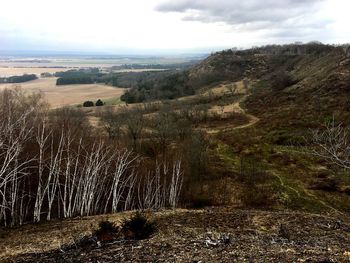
[309,176,340,192]
[83,101,94,107]
[94,221,119,242]
[96,99,104,106]
[270,71,297,91]
[189,195,214,208]
[240,185,275,207]
[238,157,269,185]
[121,212,156,240]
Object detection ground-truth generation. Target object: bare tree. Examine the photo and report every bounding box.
[33,119,51,222]
[0,89,36,226]
[100,107,123,140]
[227,83,238,95]
[169,160,183,208]
[152,111,175,155]
[0,88,185,226]
[309,118,350,169]
[124,108,145,149]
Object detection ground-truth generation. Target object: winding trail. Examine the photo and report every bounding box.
[231,99,260,130]
[210,82,343,215]
[207,94,260,134]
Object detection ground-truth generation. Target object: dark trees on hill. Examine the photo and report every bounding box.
[270,71,297,91]
[55,70,119,86]
[96,99,104,106]
[0,74,37,84]
[121,71,194,103]
[83,101,94,107]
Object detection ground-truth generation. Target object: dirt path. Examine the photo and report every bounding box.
[231,99,260,130]
[207,94,260,134]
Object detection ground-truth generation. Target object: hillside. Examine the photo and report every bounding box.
[2,44,350,262]
[191,44,350,213]
[83,43,350,214]
[4,208,350,262]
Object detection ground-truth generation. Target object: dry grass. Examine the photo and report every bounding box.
[0,209,190,261]
[203,80,247,96]
[0,78,125,108]
[0,213,127,260]
[5,209,350,262]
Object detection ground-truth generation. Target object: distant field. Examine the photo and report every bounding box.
[0,54,203,69]
[0,78,125,108]
[0,67,167,78]
[0,67,74,77]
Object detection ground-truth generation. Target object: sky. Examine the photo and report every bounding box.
[0,0,349,54]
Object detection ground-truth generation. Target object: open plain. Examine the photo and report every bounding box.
[0,78,125,108]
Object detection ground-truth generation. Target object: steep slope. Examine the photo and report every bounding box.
[188,43,350,127]
[188,44,350,213]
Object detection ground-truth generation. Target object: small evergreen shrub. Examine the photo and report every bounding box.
[94,220,119,242]
[96,99,104,106]
[83,101,94,107]
[121,212,156,240]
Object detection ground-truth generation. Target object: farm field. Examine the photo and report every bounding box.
[0,78,125,108]
[0,67,74,77]
[0,54,202,69]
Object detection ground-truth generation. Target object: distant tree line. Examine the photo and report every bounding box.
[55,70,118,86]
[109,61,198,71]
[121,71,195,103]
[0,74,37,84]
[222,42,337,56]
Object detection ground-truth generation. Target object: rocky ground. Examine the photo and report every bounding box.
[7,208,350,263]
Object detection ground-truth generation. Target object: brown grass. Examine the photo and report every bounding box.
[0,78,125,108]
[0,209,190,261]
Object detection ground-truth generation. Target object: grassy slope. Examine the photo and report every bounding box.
[205,46,350,213]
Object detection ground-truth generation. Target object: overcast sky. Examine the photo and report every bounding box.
[0,0,349,54]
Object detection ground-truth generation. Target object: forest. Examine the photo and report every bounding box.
[0,88,216,226]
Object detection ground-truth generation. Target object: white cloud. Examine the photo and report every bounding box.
[0,0,349,53]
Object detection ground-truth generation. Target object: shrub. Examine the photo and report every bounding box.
[240,185,275,207]
[238,157,269,185]
[270,71,297,91]
[96,99,104,106]
[309,176,340,192]
[121,212,156,240]
[94,221,119,242]
[83,101,94,107]
[189,195,214,208]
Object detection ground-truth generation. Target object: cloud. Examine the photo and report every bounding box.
[156,0,328,37]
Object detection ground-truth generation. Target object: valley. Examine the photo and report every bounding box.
[1,43,350,263]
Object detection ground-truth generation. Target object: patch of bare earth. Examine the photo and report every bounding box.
[5,208,350,263]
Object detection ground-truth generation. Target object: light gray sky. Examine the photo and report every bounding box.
[0,0,349,54]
